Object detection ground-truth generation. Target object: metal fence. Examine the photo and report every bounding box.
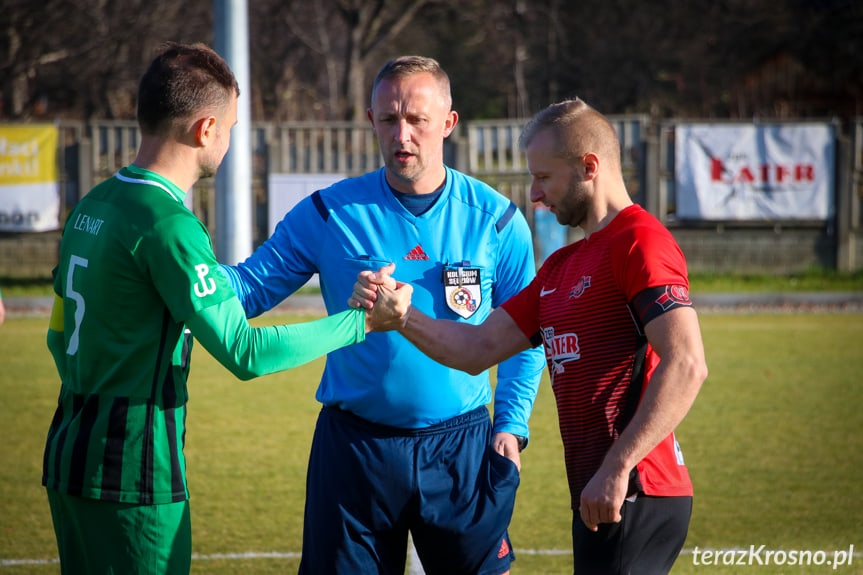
[55,116,650,245]
[2,116,862,278]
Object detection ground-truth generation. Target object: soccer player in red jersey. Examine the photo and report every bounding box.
[352,98,708,575]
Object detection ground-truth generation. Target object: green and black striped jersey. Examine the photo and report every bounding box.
[43,165,234,504]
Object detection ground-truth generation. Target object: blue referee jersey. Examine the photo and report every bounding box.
[222,166,544,433]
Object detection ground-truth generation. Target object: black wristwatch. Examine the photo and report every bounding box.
[514,435,528,452]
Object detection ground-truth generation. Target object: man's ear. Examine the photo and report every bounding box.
[367,108,377,133]
[443,110,458,138]
[582,152,600,180]
[193,116,217,147]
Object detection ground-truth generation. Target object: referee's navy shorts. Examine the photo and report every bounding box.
[298,405,520,575]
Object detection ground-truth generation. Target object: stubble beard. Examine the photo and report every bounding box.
[386,153,425,186]
[559,174,589,227]
[199,165,216,179]
[199,155,221,180]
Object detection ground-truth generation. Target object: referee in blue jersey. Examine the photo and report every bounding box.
[222,56,545,575]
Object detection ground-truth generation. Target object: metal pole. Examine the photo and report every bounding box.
[213,0,253,265]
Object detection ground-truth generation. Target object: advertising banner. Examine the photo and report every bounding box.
[674,123,834,220]
[0,124,60,231]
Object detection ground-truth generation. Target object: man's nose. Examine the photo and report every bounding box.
[394,120,411,143]
[529,182,544,203]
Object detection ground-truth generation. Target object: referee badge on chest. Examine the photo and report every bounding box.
[442,264,482,319]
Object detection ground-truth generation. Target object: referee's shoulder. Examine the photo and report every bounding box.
[316,170,380,204]
[449,169,512,211]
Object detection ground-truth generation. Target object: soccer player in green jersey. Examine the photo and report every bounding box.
[42,42,409,575]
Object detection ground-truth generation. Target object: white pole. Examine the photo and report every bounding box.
[213,0,253,265]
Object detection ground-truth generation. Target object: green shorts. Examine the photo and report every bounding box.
[46,488,191,574]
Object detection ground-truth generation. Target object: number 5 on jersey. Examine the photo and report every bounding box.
[65,255,89,355]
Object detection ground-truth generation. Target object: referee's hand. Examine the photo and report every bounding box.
[354,264,413,332]
[492,432,522,472]
[350,263,397,310]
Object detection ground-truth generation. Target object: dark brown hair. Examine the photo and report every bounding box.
[137,42,239,136]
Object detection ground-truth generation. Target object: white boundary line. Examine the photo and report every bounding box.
[3,547,860,568]
[1,559,59,567]
[191,551,303,560]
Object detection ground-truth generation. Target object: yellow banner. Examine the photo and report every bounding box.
[0,125,58,185]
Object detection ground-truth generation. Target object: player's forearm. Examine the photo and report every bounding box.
[399,308,494,375]
[188,298,364,380]
[601,306,707,473]
[399,306,531,377]
[602,344,706,474]
[243,309,365,376]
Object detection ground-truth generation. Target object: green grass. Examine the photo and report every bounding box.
[688,269,863,293]
[0,278,55,297]
[3,269,862,298]
[1,313,862,574]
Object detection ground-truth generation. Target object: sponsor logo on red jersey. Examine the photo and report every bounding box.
[542,326,580,374]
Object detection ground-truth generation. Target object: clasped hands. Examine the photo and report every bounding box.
[351,263,413,332]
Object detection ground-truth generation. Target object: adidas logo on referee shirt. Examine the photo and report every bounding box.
[405,245,429,260]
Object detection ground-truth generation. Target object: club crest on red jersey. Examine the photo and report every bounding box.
[569,275,591,299]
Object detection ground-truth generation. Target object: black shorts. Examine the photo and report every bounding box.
[571,494,692,575]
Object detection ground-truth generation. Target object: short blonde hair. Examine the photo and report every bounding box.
[371,56,452,110]
[519,98,620,169]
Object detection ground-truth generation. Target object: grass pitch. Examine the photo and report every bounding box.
[1,312,862,574]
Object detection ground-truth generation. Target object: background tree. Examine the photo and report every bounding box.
[1,0,860,121]
[1,0,212,120]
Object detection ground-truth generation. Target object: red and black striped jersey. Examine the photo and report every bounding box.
[501,204,693,508]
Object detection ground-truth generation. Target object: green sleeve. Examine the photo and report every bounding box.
[185,297,365,380]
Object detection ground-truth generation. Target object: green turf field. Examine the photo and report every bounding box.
[1,312,861,574]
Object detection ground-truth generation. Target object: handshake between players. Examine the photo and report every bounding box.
[358,263,414,332]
